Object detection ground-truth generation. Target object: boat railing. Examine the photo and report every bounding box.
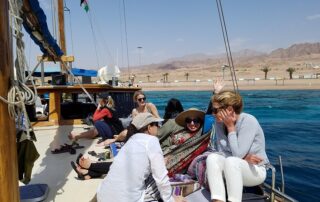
[264,163,298,202]
[263,183,298,202]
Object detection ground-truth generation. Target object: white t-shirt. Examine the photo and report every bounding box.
[97,133,174,202]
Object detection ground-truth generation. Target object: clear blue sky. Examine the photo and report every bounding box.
[25,0,320,70]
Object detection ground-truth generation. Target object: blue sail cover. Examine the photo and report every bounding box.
[29,67,97,77]
[30,66,60,77]
[71,68,97,77]
[22,0,63,58]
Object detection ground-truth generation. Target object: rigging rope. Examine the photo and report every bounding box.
[64,1,74,55]
[122,0,131,80]
[59,61,97,107]
[51,0,57,39]
[118,0,125,68]
[86,11,100,68]
[215,0,239,93]
[3,0,39,138]
[87,7,115,66]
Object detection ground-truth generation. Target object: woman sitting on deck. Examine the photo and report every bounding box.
[70,108,208,181]
[132,90,160,118]
[71,154,112,180]
[206,90,269,202]
[159,108,211,176]
[96,90,161,147]
[96,113,186,202]
[68,94,124,141]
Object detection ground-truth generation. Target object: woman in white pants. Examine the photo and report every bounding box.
[206,90,269,202]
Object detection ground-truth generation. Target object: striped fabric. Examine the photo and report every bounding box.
[144,174,163,202]
[164,130,211,177]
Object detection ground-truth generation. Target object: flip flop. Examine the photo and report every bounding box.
[76,153,83,165]
[51,144,71,154]
[70,161,102,180]
[88,151,97,156]
[70,161,85,180]
[72,141,85,149]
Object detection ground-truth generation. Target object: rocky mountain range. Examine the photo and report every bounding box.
[120,42,320,82]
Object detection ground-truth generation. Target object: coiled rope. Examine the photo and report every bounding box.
[0,0,39,138]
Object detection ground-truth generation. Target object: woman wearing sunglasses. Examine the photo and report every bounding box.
[206,90,269,202]
[158,108,211,176]
[96,113,186,202]
[132,90,160,118]
[95,90,160,147]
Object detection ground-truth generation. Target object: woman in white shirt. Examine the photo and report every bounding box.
[96,113,186,202]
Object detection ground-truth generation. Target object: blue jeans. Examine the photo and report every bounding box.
[94,120,114,140]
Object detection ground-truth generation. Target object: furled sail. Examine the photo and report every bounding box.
[21,0,63,59]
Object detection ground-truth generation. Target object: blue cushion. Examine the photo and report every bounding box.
[20,184,49,202]
[203,115,215,134]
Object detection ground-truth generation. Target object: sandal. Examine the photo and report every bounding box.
[52,144,75,154]
[72,141,85,149]
[71,161,102,180]
[71,161,86,180]
[88,150,97,156]
[76,153,83,165]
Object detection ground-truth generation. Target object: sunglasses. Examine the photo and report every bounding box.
[150,122,159,127]
[185,117,201,124]
[212,106,224,114]
[137,97,146,102]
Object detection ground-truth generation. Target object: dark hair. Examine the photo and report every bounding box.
[163,98,184,120]
[125,123,150,142]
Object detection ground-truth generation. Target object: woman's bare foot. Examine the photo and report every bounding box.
[75,163,91,180]
[68,132,78,141]
[79,157,92,169]
[96,138,116,147]
[116,130,127,141]
[71,161,93,180]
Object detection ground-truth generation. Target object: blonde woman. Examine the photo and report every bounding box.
[206,90,269,202]
[132,90,160,118]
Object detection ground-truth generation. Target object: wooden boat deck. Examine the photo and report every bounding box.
[23,124,107,201]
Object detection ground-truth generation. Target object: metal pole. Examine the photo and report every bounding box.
[0,0,19,201]
[222,65,228,79]
[137,46,142,67]
[41,60,44,85]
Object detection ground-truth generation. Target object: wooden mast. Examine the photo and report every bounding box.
[0,0,19,201]
[58,0,66,54]
[58,0,67,73]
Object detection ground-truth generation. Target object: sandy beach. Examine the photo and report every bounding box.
[137,78,320,91]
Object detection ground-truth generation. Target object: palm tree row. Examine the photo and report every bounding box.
[261,66,296,80]
[139,67,297,82]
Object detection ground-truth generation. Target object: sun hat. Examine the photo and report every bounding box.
[175,108,205,127]
[132,113,164,130]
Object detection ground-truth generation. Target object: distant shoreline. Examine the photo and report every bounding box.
[137,78,320,91]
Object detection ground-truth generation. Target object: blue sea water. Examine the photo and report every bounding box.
[145,90,320,202]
